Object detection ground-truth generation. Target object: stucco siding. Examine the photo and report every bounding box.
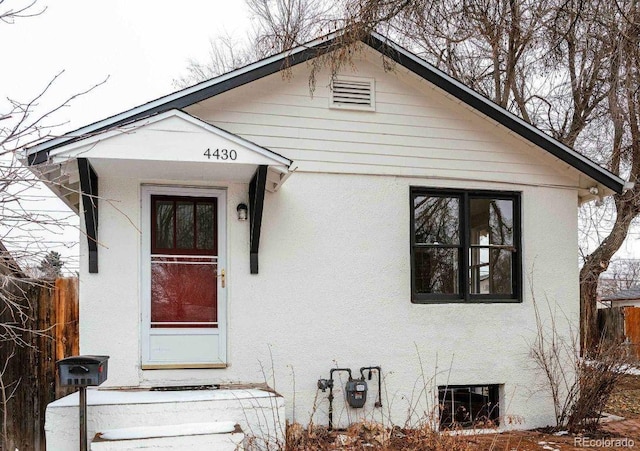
[78,170,578,431]
[79,176,141,386]
[186,48,579,188]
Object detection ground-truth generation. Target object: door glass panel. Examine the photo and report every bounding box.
[151,256,218,327]
[176,202,195,249]
[196,202,215,250]
[151,195,218,329]
[155,201,174,249]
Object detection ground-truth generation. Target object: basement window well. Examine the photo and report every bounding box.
[438,385,500,429]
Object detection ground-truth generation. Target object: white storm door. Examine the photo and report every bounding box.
[141,186,227,368]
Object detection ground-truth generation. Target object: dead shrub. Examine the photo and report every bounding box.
[566,344,631,431]
[284,421,331,450]
[346,420,390,446]
[388,423,476,451]
[530,297,635,432]
[284,420,482,450]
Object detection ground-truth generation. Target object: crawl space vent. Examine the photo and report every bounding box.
[330,76,375,111]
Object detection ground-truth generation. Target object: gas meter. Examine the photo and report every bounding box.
[345,378,367,408]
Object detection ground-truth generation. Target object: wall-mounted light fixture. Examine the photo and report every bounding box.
[237,203,248,221]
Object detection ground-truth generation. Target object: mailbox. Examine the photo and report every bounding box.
[57,355,109,387]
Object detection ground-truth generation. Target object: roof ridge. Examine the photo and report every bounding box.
[25,29,624,193]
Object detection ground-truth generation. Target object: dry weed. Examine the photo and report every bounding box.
[284,420,483,450]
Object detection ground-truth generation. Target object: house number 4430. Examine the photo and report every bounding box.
[204,148,238,161]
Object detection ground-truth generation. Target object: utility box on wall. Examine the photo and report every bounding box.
[345,379,367,408]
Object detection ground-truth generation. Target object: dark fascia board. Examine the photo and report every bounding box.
[26,35,341,165]
[26,30,625,193]
[365,32,625,194]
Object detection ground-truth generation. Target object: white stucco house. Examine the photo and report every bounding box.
[27,31,625,448]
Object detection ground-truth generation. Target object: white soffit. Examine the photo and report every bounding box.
[49,109,292,169]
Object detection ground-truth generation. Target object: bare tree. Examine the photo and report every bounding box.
[247,0,335,56]
[173,0,424,87]
[599,259,640,296]
[174,0,341,87]
[0,1,102,447]
[576,0,640,351]
[172,32,256,88]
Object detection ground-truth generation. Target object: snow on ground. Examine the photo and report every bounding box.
[622,365,640,376]
[49,387,276,407]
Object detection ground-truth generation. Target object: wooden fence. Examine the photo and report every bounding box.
[0,277,79,451]
[626,307,640,360]
[598,306,640,360]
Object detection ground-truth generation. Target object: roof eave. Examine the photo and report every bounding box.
[365,32,625,194]
[26,33,343,165]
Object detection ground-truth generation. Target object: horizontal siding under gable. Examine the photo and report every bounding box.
[185,53,578,189]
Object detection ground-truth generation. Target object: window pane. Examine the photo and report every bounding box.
[176,202,195,249]
[470,199,513,246]
[196,203,215,250]
[151,257,217,324]
[155,201,174,249]
[414,195,460,244]
[470,248,512,294]
[414,248,459,294]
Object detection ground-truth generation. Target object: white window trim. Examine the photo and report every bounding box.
[140,184,227,368]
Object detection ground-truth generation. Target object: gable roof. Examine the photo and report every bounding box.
[26,31,625,194]
[47,109,292,167]
[0,241,24,278]
[601,287,640,302]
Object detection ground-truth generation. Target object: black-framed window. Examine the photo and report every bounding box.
[411,188,521,303]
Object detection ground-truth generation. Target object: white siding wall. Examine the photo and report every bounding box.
[79,171,579,431]
[186,47,578,188]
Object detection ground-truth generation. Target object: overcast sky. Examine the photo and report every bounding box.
[2,0,250,132]
[1,0,251,272]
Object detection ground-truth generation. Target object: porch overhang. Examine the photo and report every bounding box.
[28,109,293,274]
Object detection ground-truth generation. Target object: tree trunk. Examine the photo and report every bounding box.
[580,191,639,353]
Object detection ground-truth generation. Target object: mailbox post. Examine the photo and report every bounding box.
[57,355,109,451]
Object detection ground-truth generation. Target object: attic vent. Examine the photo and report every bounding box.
[330,76,375,111]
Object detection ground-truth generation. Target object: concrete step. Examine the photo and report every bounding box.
[90,422,244,450]
[46,387,285,450]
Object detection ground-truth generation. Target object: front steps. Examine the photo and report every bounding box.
[45,387,285,450]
